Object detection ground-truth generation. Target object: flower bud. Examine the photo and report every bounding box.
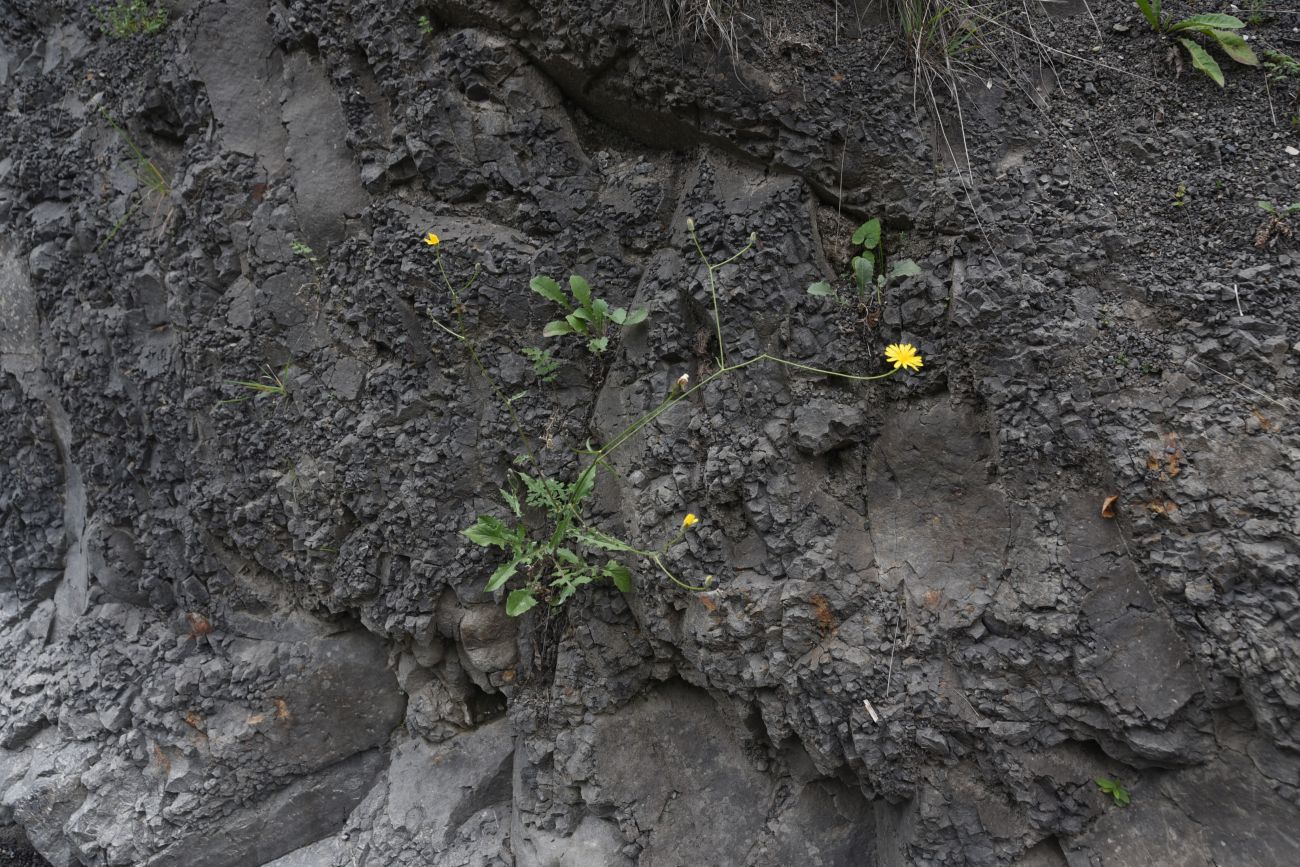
[686,217,696,231]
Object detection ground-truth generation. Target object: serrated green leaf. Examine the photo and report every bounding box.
[1257,200,1277,214]
[501,488,522,517]
[485,556,522,592]
[1134,0,1161,31]
[555,547,581,565]
[1208,29,1258,66]
[463,516,516,549]
[609,307,628,325]
[505,589,538,616]
[1180,38,1225,87]
[543,319,574,337]
[807,281,835,297]
[569,274,592,306]
[1171,13,1244,32]
[587,336,609,353]
[852,218,881,249]
[530,275,567,306]
[888,259,922,280]
[571,527,636,552]
[606,562,632,592]
[623,308,648,326]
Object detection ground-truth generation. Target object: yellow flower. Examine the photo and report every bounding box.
[682,513,698,529]
[424,232,440,246]
[885,343,923,372]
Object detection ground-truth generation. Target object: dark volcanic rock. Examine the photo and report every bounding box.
[2,0,1300,865]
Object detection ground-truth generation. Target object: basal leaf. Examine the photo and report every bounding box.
[852,218,881,250]
[565,313,588,334]
[463,515,516,549]
[505,589,538,616]
[622,308,648,326]
[485,556,521,592]
[542,319,574,337]
[1208,29,1258,66]
[530,275,567,306]
[609,307,628,325]
[1171,14,1244,32]
[888,259,922,280]
[852,254,875,291]
[807,281,836,297]
[1180,38,1225,87]
[587,336,609,353]
[1134,0,1160,31]
[569,274,592,306]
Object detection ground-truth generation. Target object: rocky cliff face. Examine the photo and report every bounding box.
[2,0,1299,864]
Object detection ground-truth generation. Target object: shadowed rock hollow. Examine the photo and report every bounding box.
[2,0,1300,864]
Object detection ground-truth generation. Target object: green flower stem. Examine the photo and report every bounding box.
[649,553,712,592]
[689,223,756,370]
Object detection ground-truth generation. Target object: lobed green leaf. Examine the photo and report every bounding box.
[505,589,538,616]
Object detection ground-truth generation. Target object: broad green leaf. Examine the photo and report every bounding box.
[852,254,875,291]
[587,336,609,353]
[1171,14,1244,32]
[485,556,522,592]
[571,527,636,552]
[555,547,581,565]
[609,307,628,325]
[543,319,574,337]
[1115,788,1131,806]
[888,259,922,280]
[569,274,592,306]
[1256,200,1276,214]
[605,562,632,592]
[565,313,588,334]
[1134,0,1160,31]
[1208,29,1258,66]
[463,516,516,549]
[500,488,522,517]
[623,308,648,326]
[852,218,881,249]
[505,589,538,616]
[529,275,567,306]
[807,281,835,297]
[1180,38,1224,87]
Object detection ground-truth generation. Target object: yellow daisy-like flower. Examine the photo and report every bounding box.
[885,343,923,372]
[682,513,699,529]
[423,232,441,246]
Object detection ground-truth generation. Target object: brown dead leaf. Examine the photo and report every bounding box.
[923,589,943,609]
[811,594,836,634]
[185,612,213,638]
[183,711,205,731]
[1147,500,1178,515]
[1101,495,1119,519]
[698,594,718,613]
[273,698,291,722]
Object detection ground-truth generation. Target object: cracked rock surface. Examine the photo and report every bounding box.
[2,0,1300,864]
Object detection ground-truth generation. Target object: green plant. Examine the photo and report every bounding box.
[97,113,172,251]
[1095,777,1131,806]
[95,0,167,38]
[291,239,321,269]
[808,218,921,305]
[1133,2,1258,87]
[220,364,290,404]
[532,274,648,355]
[894,0,981,61]
[430,224,925,617]
[417,15,433,35]
[521,346,562,383]
[1172,182,1188,208]
[1262,49,1300,83]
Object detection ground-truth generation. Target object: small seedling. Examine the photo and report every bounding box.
[1172,182,1188,208]
[522,346,562,383]
[95,0,167,38]
[417,15,433,35]
[1255,200,1299,249]
[532,274,647,354]
[97,112,172,250]
[1095,777,1131,806]
[1262,49,1300,84]
[1133,2,1258,87]
[291,239,320,269]
[808,217,920,305]
[220,364,290,404]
